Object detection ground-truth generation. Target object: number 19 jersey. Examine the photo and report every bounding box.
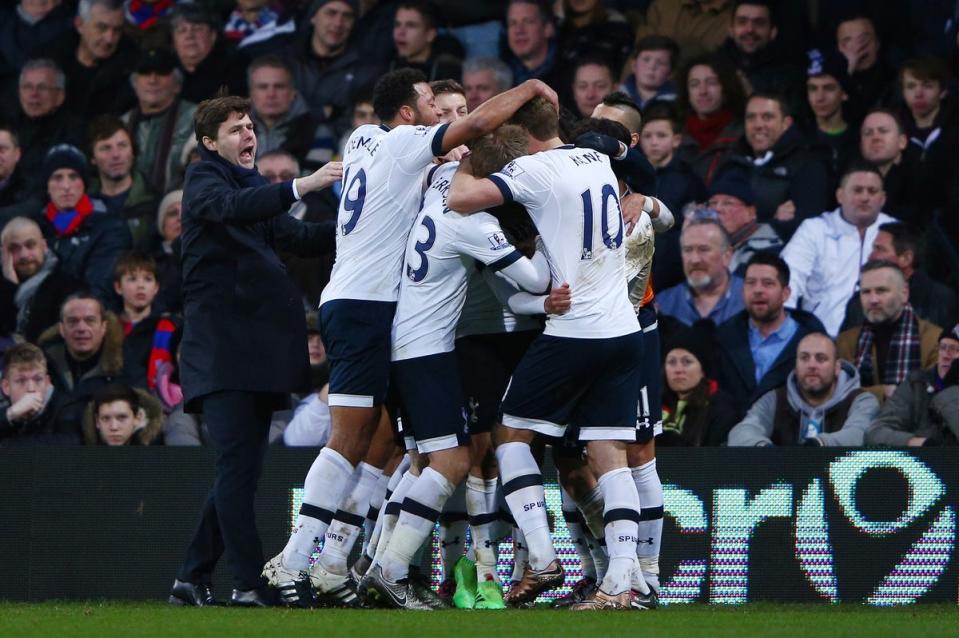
[488,145,639,339]
[320,122,450,306]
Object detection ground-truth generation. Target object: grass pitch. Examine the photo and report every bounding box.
[1,603,957,638]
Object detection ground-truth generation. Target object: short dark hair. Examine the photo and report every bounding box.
[87,115,134,157]
[573,55,615,82]
[744,251,790,287]
[570,117,631,147]
[599,91,643,134]
[397,1,438,29]
[633,35,680,69]
[510,96,559,141]
[899,56,951,89]
[113,251,157,283]
[430,79,465,98]
[0,122,20,147]
[373,68,428,122]
[247,54,293,85]
[507,0,552,24]
[840,159,883,186]
[877,222,920,258]
[747,90,791,118]
[732,0,776,25]
[93,383,140,417]
[862,107,905,136]
[641,101,681,133]
[194,93,252,143]
[60,291,104,322]
[468,124,528,178]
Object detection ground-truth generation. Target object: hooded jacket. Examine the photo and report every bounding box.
[781,207,898,337]
[39,312,128,437]
[728,360,878,446]
[81,386,164,446]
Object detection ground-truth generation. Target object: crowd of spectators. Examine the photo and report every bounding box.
[1,0,958,449]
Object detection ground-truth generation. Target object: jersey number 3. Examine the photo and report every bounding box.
[406,216,437,282]
[580,184,623,260]
[340,168,367,235]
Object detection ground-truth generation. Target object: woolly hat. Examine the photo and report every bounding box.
[42,144,89,186]
[806,48,851,92]
[663,323,714,377]
[708,169,754,206]
[309,0,360,18]
[939,323,959,344]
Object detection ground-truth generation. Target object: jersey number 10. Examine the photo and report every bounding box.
[581,184,623,260]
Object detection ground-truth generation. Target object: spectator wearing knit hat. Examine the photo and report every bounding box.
[152,189,182,314]
[866,323,959,447]
[659,323,740,447]
[34,144,131,304]
[705,168,782,276]
[804,47,856,178]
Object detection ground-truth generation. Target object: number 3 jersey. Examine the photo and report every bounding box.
[320,121,450,307]
[488,145,639,339]
[391,162,541,362]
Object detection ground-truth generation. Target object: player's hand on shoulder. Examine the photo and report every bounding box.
[438,145,468,164]
[621,193,646,236]
[545,282,571,315]
[314,161,343,188]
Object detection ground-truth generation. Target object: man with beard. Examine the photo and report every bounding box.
[655,217,744,327]
[837,261,941,403]
[728,331,878,446]
[0,216,82,343]
[713,252,825,418]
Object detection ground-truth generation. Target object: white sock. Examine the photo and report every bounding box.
[496,442,555,570]
[381,467,456,582]
[319,462,382,575]
[578,485,606,540]
[597,467,641,596]
[467,476,501,582]
[439,482,469,580]
[588,530,608,581]
[371,469,417,569]
[511,526,527,583]
[283,447,353,570]
[561,487,597,581]
[362,471,391,558]
[632,459,663,591]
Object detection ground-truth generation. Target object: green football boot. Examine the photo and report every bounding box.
[474,578,506,610]
[452,556,478,609]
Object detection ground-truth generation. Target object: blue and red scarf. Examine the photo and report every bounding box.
[46,194,94,237]
[125,0,175,30]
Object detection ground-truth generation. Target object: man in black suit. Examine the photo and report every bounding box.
[169,94,341,607]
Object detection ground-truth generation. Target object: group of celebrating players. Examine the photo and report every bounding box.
[262,66,672,612]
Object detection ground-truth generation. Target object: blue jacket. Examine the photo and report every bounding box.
[179,147,335,409]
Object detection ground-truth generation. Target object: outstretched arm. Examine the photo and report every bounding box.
[440,80,558,154]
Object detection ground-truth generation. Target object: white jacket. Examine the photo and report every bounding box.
[781,208,897,336]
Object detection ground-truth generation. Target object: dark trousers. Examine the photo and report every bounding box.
[177,390,278,590]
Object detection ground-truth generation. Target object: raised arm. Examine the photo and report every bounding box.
[447,155,506,214]
[440,80,557,154]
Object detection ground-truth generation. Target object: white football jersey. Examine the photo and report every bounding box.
[489,145,639,339]
[392,163,531,361]
[320,122,450,306]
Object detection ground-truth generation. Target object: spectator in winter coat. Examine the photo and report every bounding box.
[866,324,959,447]
[728,332,879,446]
[705,168,782,276]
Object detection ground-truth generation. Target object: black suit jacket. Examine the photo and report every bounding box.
[179,148,334,410]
